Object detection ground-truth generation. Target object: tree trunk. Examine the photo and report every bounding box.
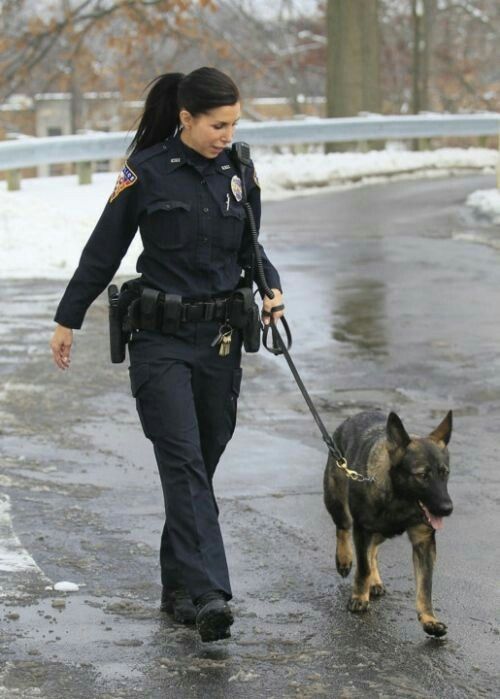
[361,0,381,114]
[326,0,381,151]
[62,0,80,135]
[412,0,436,148]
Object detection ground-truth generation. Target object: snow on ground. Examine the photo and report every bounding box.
[0,147,497,280]
[255,146,497,198]
[465,188,500,224]
[0,494,45,574]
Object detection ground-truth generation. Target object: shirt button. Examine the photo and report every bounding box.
[202,236,208,242]
[202,207,209,213]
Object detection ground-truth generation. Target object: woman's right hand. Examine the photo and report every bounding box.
[50,324,74,370]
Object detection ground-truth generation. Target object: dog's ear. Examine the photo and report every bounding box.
[429,410,452,446]
[386,412,411,451]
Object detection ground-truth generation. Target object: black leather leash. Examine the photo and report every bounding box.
[230,141,372,482]
[262,315,375,483]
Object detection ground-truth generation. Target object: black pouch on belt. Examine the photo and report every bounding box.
[137,287,161,331]
[161,294,182,334]
[127,288,182,335]
[228,287,261,353]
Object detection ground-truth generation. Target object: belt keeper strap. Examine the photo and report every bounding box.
[215,299,227,322]
[187,303,204,322]
[203,301,215,321]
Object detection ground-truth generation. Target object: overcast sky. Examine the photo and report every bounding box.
[221,0,320,19]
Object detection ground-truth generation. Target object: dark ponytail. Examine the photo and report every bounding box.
[128,72,184,155]
[128,67,240,155]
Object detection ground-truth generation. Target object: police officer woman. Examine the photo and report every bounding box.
[50,67,284,643]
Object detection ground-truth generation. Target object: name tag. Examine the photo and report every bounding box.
[170,157,181,163]
[221,164,231,171]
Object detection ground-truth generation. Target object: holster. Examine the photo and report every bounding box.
[228,286,261,353]
[108,285,127,364]
[107,277,142,364]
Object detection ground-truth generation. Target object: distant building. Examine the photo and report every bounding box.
[0,92,324,179]
[0,92,139,178]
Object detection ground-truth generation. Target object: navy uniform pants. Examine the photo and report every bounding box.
[127,321,242,602]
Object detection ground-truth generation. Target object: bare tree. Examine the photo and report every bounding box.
[0,0,217,106]
[380,0,499,114]
[189,0,326,116]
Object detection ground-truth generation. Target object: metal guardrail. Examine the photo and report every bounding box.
[0,114,498,189]
[0,132,132,170]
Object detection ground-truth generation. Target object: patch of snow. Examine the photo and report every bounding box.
[0,494,46,573]
[465,189,500,224]
[53,581,80,592]
[0,147,497,280]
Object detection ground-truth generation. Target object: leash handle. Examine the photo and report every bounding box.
[262,315,292,354]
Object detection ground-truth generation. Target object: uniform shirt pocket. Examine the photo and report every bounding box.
[140,200,193,250]
[215,203,245,252]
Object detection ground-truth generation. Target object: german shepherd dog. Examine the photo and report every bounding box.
[323,410,453,637]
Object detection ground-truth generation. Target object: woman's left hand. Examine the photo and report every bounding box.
[261,289,285,326]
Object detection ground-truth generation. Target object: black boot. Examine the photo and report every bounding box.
[160,586,196,625]
[195,591,233,642]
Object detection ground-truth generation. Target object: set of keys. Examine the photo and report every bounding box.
[211,323,233,357]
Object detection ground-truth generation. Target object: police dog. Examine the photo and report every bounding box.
[323,410,453,637]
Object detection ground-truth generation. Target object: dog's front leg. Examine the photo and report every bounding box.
[408,524,447,637]
[368,534,386,598]
[348,524,372,612]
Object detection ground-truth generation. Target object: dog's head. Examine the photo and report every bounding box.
[386,411,453,529]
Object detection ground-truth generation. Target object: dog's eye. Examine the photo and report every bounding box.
[416,472,429,482]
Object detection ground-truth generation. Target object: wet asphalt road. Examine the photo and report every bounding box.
[0,174,499,698]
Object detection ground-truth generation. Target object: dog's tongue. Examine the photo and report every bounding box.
[422,503,443,530]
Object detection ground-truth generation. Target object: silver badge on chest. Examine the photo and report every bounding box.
[230,175,243,202]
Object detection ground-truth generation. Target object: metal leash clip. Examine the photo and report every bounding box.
[334,456,376,484]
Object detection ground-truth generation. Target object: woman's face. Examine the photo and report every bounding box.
[179,102,241,158]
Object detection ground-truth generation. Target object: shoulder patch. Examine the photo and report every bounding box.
[109,163,138,203]
[253,168,260,189]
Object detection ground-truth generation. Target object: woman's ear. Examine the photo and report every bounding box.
[179,109,192,130]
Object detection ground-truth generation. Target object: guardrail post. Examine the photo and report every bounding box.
[77,161,92,185]
[7,169,21,191]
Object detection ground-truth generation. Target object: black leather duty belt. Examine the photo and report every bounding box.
[180,297,230,322]
[127,287,231,335]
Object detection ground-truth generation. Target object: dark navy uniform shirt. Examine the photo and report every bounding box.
[54,132,281,329]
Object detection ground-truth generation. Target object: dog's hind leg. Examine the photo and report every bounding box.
[408,524,447,637]
[348,524,372,612]
[368,534,386,598]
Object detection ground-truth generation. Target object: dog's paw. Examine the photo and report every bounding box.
[369,584,386,598]
[348,597,370,613]
[423,620,447,637]
[335,555,352,578]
